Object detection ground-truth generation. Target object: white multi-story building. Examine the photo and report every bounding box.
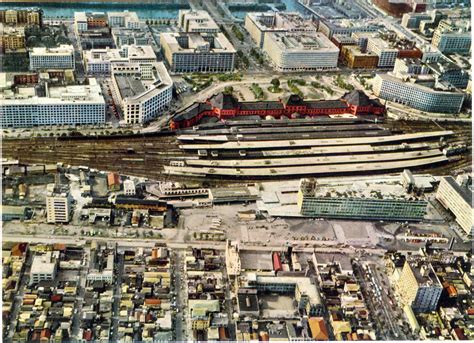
[373,73,465,113]
[436,176,473,235]
[0,78,106,127]
[263,32,339,71]
[107,11,141,29]
[123,179,136,196]
[367,37,399,68]
[111,61,173,124]
[46,191,71,223]
[29,44,75,70]
[74,12,88,32]
[30,252,58,285]
[160,32,236,73]
[84,45,157,75]
[178,10,219,33]
[432,19,471,54]
[245,12,318,48]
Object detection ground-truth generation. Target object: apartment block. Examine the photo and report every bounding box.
[29,44,75,71]
[373,73,465,113]
[160,32,236,73]
[111,61,173,124]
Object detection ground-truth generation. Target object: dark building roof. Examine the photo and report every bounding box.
[240,101,284,111]
[284,94,305,106]
[343,90,372,106]
[209,93,239,110]
[174,102,212,121]
[444,176,473,207]
[115,196,167,207]
[237,288,259,313]
[306,100,347,109]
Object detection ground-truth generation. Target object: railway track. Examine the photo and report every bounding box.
[2,119,471,180]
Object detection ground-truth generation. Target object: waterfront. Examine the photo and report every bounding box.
[0,2,189,19]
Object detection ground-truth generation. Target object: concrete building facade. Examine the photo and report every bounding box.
[263,32,339,71]
[160,32,236,73]
[46,192,71,223]
[373,73,465,113]
[111,61,173,124]
[0,78,106,127]
[29,45,75,71]
[436,176,473,235]
[397,261,443,313]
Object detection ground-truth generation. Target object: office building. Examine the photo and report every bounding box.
[0,24,26,52]
[373,73,465,113]
[107,11,141,29]
[111,61,173,124]
[432,19,471,54]
[367,37,399,68]
[318,19,381,39]
[263,32,339,71]
[297,178,428,221]
[436,176,473,235]
[245,12,318,48]
[0,78,106,128]
[29,45,75,71]
[112,28,152,48]
[397,261,443,313]
[30,252,58,285]
[401,12,433,29]
[46,190,71,223]
[123,179,136,196]
[341,45,379,69]
[84,45,156,75]
[178,10,219,33]
[160,32,236,73]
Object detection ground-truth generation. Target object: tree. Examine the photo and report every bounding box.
[271,78,280,89]
[223,86,234,95]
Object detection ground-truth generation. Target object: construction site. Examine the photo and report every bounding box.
[2,115,471,183]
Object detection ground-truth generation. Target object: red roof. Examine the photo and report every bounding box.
[144,298,161,306]
[83,330,93,341]
[308,317,329,341]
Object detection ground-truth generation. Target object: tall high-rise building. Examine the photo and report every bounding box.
[46,189,71,223]
[397,261,443,313]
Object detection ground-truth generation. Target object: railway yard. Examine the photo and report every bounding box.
[2,118,472,182]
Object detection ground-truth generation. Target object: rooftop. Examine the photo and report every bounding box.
[299,177,427,202]
[267,32,339,52]
[247,12,318,32]
[30,45,74,56]
[443,176,473,207]
[1,78,105,105]
[160,32,236,54]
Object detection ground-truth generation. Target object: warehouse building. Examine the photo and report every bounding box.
[0,78,106,127]
[373,73,465,113]
[263,32,339,71]
[297,178,428,221]
[29,45,75,71]
[436,175,473,235]
[111,61,172,124]
[160,32,236,73]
